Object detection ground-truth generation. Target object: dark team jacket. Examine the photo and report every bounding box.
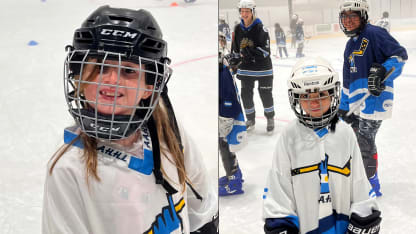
[232,18,273,78]
[274,30,286,45]
[341,23,407,120]
[219,64,242,119]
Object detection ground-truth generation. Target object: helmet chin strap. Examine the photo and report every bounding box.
[147,115,178,195]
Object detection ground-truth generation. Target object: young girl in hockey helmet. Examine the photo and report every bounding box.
[42,6,217,234]
[262,57,381,234]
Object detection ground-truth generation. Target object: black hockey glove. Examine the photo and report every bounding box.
[347,210,381,234]
[241,47,255,63]
[338,109,355,124]
[224,53,241,67]
[264,219,299,234]
[368,63,386,96]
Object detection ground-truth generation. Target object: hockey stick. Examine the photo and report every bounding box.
[346,66,395,116]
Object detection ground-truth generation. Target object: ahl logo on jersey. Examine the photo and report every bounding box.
[348,37,369,73]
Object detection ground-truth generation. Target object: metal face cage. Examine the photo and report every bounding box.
[64,49,171,140]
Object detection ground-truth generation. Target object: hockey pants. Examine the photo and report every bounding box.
[350,115,382,179]
[296,42,304,58]
[219,137,238,177]
[240,76,275,121]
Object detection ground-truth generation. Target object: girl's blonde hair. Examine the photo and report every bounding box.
[50,59,190,193]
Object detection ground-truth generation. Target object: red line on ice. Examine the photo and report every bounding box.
[171,54,217,67]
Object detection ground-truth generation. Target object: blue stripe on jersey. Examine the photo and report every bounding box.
[256,46,269,57]
[128,149,154,175]
[64,128,84,149]
[314,128,328,138]
[237,69,273,77]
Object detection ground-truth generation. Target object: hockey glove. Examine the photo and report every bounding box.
[219,116,234,138]
[241,47,255,63]
[368,63,386,96]
[224,53,241,67]
[264,218,299,234]
[338,109,355,124]
[347,210,381,234]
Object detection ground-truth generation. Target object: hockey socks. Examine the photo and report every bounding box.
[369,172,382,197]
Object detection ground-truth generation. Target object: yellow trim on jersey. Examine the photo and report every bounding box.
[300,165,319,173]
[175,198,185,212]
[327,158,351,176]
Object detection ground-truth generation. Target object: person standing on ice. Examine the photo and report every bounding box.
[295,18,305,58]
[274,23,289,59]
[42,5,218,234]
[337,0,407,197]
[231,0,275,134]
[375,11,391,32]
[263,57,381,234]
[218,31,247,196]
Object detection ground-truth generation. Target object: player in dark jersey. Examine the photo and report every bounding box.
[231,0,275,134]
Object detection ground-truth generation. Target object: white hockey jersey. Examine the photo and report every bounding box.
[42,125,217,234]
[263,120,379,234]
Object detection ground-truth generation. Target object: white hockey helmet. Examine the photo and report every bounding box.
[339,0,369,37]
[238,0,256,18]
[287,57,340,129]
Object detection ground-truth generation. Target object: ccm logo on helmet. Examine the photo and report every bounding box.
[89,123,121,133]
[100,29,138,39]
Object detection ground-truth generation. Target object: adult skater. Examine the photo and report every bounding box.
[375,11,391,32]
[218,32,247,196]
[295,18,305,58]
[274,23,289,58]
[263,57,381,234]
[338,0,407,196]
[231,0,275,133]
[290,14,298,49]
[42,6,218,234]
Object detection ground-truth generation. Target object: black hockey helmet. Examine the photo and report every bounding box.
[70,5,170,85]
[64,6,172,140]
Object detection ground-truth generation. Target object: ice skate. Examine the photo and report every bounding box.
[246,119,255,132]
[266,117,275,134]
[219,166,244,186]
[369,172,382,197]
[219,174,244,196]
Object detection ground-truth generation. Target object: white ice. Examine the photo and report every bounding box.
[0,0,217,233]
[220,29,416,233]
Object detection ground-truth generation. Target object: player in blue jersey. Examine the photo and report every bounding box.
[218,32,247,196]
[42,6,218,234]
[338,0,407,197]
[274,23,288,58]
[263,57,381,234]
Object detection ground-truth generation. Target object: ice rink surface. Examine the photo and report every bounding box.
[0,0,217,233]
[220,29,416,233]
[1,0,415,233]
